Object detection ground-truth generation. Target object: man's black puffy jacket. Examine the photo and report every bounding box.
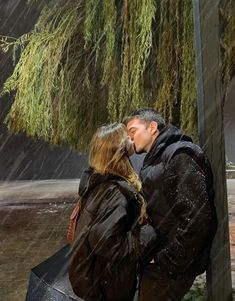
[140,125,217,279]
[69,168,157,301]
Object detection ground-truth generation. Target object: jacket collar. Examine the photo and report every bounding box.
[142,124,192,168]
[79,167,138,199]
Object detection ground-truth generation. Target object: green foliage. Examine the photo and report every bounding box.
[0,0,234,150]
[220,0,235,95]
[180,0,197,140]
[154,0,182,122]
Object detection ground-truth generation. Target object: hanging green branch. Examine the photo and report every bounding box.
[2,3,83,143]
[180,0,197,139]
[154,0,182,123]
[220,0,235,95]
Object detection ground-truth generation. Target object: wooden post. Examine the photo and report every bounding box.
[192,0,232,300]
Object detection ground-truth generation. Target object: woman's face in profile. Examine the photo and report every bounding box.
[126,136,134,157]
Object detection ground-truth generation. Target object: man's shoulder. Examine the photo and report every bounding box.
[166,151,196,166]
[161,141,205,168]
[164,151,206,180]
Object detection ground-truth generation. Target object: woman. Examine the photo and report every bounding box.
[69,123,157,301]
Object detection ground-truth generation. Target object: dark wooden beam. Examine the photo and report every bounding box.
[192,0,232,300]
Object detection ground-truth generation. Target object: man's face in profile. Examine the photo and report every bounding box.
[126,118,159,154]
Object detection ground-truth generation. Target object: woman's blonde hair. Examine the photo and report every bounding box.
[89,123,146,223]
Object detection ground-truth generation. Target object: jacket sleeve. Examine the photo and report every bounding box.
[88,188,157,263]
[155,152,213,276]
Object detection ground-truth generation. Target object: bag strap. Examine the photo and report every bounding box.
[67,197,81,244]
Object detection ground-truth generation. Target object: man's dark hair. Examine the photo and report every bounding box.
[123,108,166,131]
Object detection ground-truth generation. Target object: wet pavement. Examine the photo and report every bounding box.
[0,179,80,203]
[0,180,235,301]
[0,201,75,301]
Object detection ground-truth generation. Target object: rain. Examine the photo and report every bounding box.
[0,1,235,301]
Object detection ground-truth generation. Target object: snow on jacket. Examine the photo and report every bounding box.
[140,125,217,279]
[69,168,157,301]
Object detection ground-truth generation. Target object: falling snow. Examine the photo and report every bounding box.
[0,1,235,301]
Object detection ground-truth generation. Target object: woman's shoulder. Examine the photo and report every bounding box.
[79,168,140,209]
[103,179,141,215]
[113,179,139,201]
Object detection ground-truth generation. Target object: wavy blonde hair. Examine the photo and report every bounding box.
[89,123,146,223]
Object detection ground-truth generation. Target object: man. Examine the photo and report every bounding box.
[123,108,217,301]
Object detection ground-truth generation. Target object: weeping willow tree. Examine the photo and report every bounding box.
[0,0,234,151]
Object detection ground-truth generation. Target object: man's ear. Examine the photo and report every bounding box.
[149,121,159,135]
